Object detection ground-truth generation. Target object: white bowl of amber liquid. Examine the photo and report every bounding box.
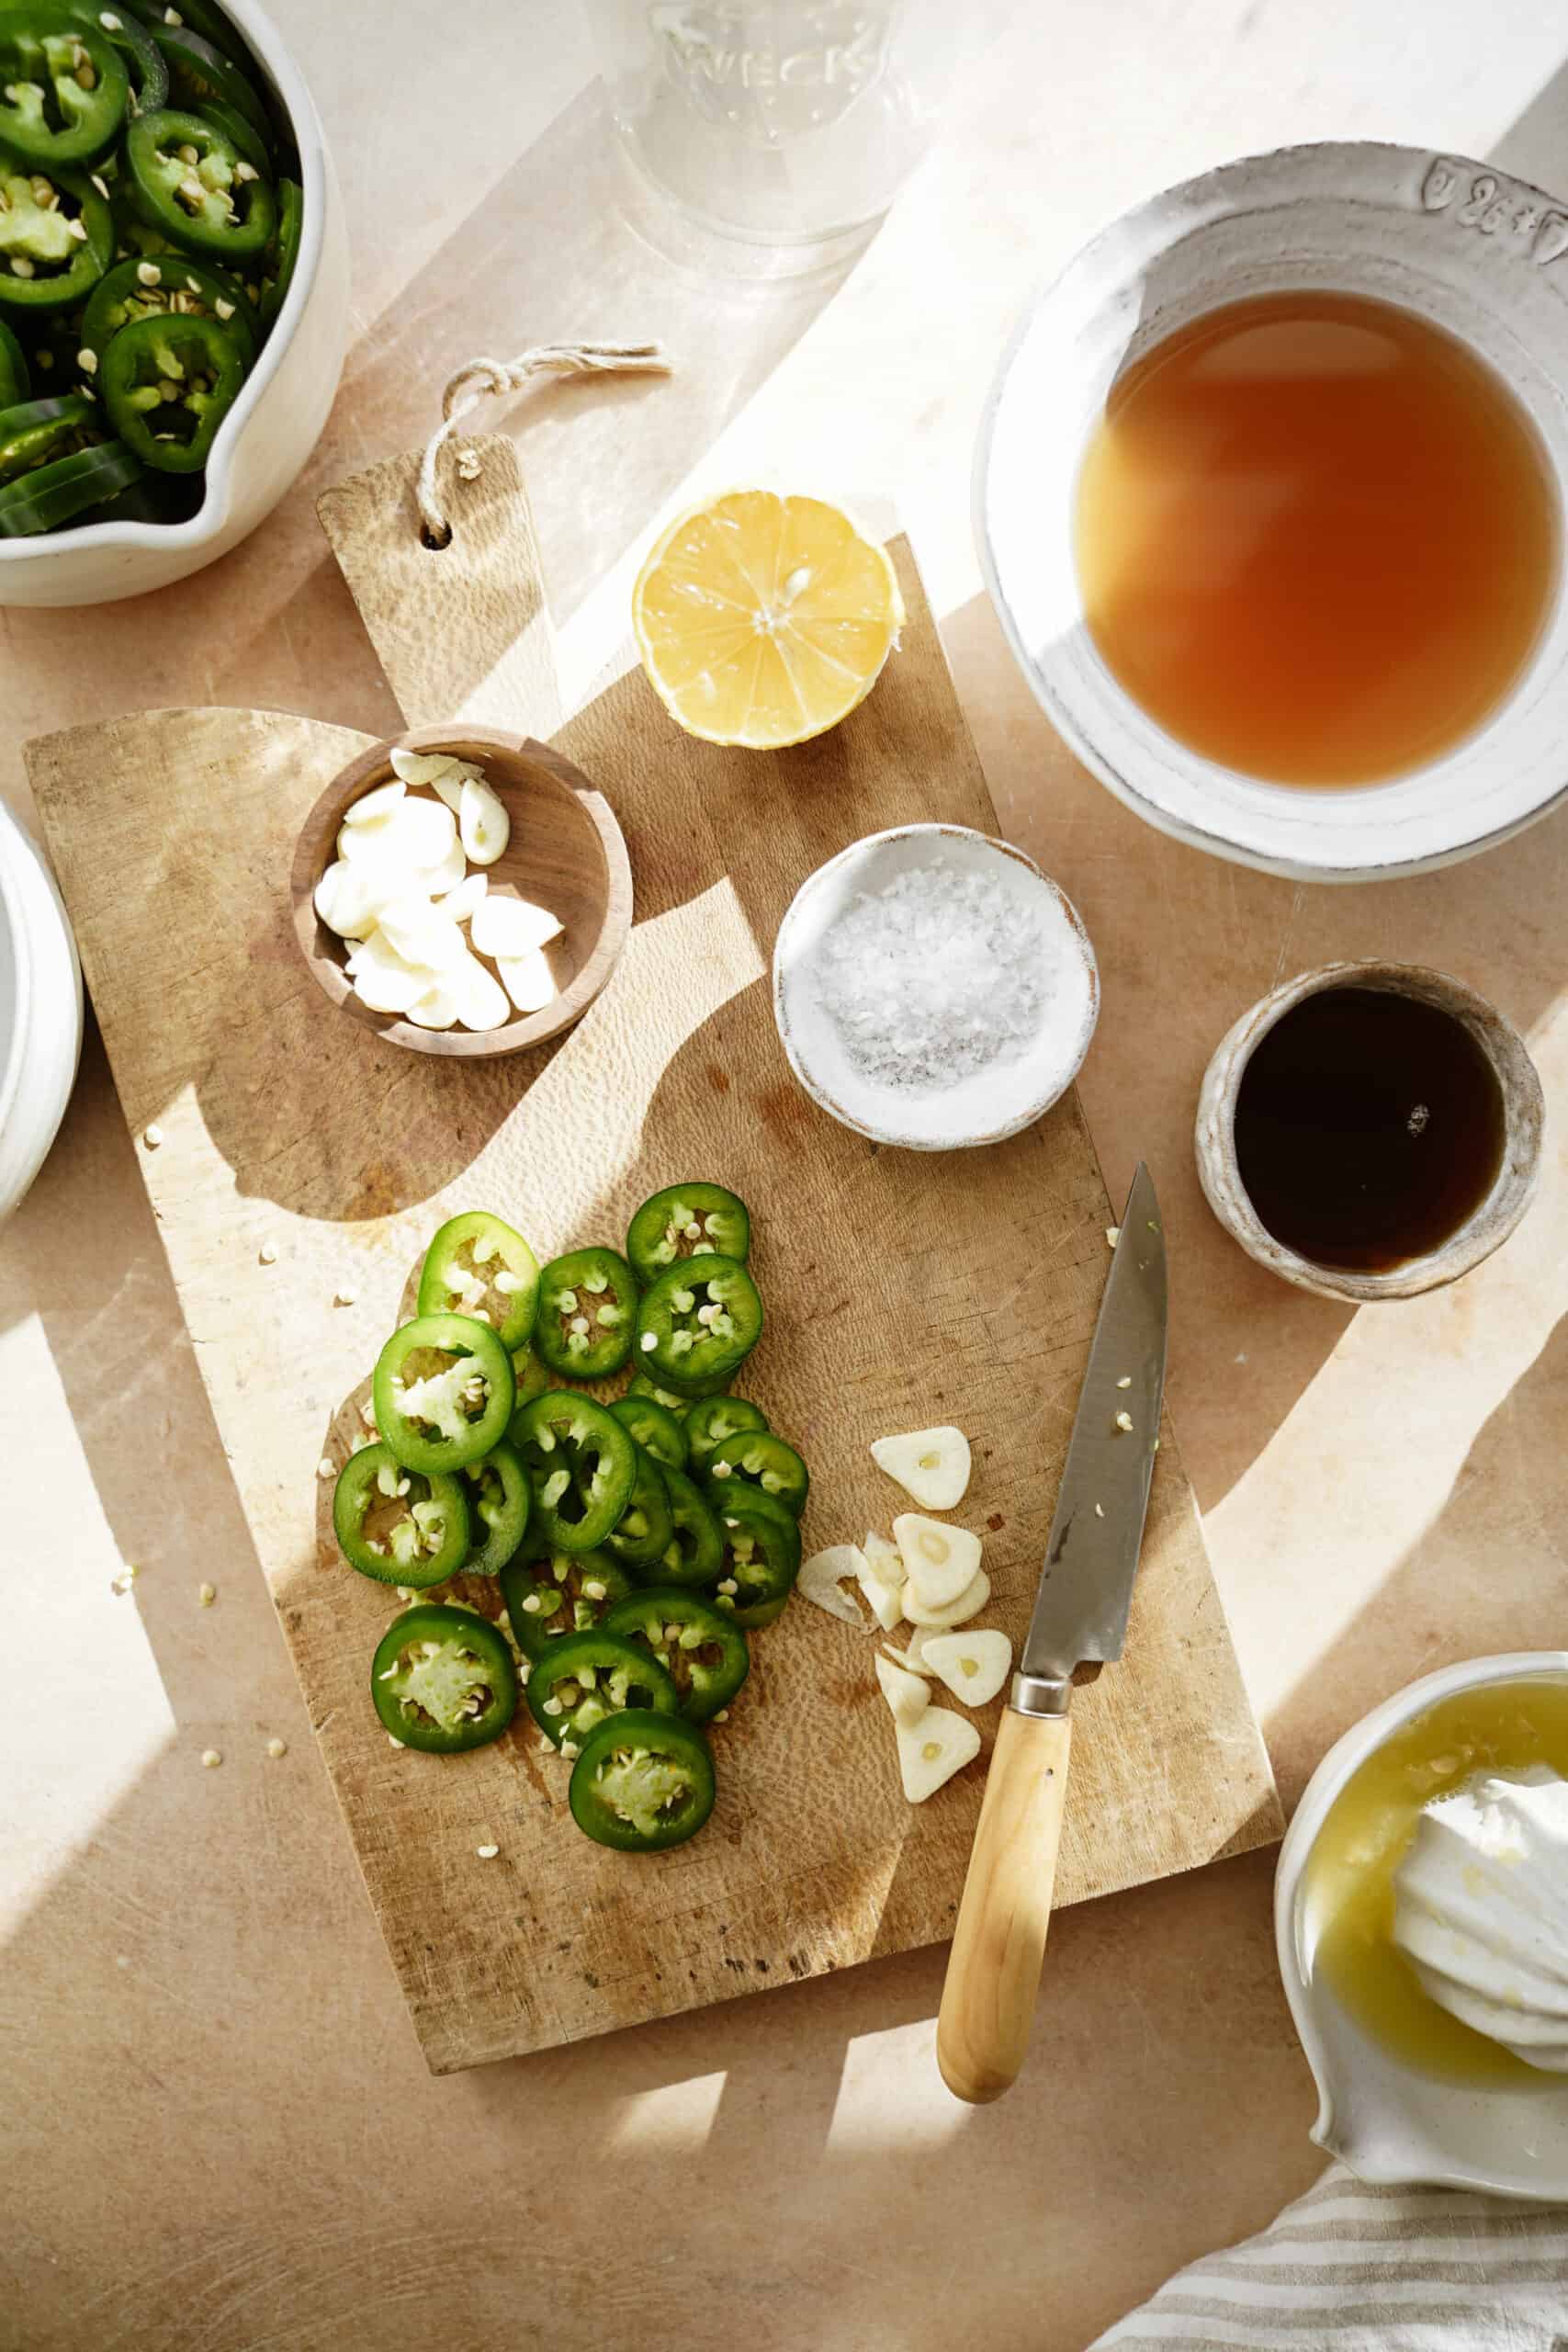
[1276,1653,1568,2199]
[978,141,1568,881]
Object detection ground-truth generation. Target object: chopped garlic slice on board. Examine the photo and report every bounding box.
[799,1544,867,1625]
[920,1628,1012,1708]
[897,1707,980,1802]
[871,1426,971,1510]
[875,1650,930,1727]
[893,1513,982,1609]
[459,776,510,865]
[902,1566,990,1628]
[855,1529,905,1632]
[882,1636,936,1677]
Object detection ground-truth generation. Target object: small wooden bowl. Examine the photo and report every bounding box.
[289,725,632,1058]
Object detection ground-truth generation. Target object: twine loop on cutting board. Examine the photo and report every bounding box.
[415,341,671,545]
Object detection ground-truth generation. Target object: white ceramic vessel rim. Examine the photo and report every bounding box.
[976,139,1568,882]
[771,820,1100,1150]
[1276,1649,1568,2198]
[0,812,34,1150]
[0,0,325,570]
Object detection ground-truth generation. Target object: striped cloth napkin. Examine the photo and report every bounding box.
[1089,2165,1568,2348]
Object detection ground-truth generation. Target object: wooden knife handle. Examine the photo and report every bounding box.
[936,1708,1072,2104]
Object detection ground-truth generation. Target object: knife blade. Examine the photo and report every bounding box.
[1021,1160,1168,1693]
[937,1164,1169,2105]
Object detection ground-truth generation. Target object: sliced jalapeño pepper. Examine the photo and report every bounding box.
[608,1392,687,1471]
[534,1245,638,1379]
[626,1182,750,1284]
[525,1629,680,1751]
[704,1428,809,1516]
[600,1443,672,1573]
[684,1394,768,1467]
[99,307,242,469]
[458,1437,531,1577]
[372,1603,516,1755]
[510,1390,636,1553]
[333,1440,469,1589]
[0,433,133,529]
[712,1486,801,1629]
[372,1312,515,1478]
[644,1464,724,1588]
[0,390,96,480]
[81,249,257,362]
[0,8,130,164]
[256,169,298,327]
[198,92,270,174]
[626,1371,700,1416]
[500,1545,632,1661]
[417,1210,540,1351]
[635,1253,762,1395]
[0,314,27,403]
[85,3,166,113]
[602,1588,750,1724]
[0,159,112,307]
[125,104,273,258]
[569,1710,716,1851]
[149,19,269,140]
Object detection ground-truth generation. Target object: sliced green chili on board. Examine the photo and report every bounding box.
[125,104,274,257]
[372,1604,517,1754]
[645,1464,725,1588]
[703,1429,809,1517]
[80,250,257,362]
[608,1393,688,1471]
[372,1313,516,1477]
[333,1441,470,1588]
[625,1371,701,1415]
[602,1588,750,1724]
[713,1485,801,1629]
[525,1629,680,1750]
[534,1245,638,1379]
[684,1394,769,1466]
[500,1546,633,1661]
[99,305,243,469]
[458,1437,531,1577]
[599,1442,673,1572]
[635,1254,762,1394]
[626,1182,750,1284]
[569,1710,716,1850]
[510,1390,636,1552]
[418,1210,540,1351]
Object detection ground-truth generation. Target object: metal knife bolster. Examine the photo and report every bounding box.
[1010,1164,1169,1724]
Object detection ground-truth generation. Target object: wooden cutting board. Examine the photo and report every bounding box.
[26,442,1281,2075]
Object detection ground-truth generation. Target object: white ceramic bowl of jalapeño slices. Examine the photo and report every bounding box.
[772,822,1100,1151]
[0,0,348,607]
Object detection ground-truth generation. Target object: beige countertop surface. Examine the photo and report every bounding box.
[6,4,1568,2345]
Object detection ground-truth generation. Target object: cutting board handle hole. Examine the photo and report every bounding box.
[420,523,454,553]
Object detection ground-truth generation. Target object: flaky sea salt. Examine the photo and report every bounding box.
[813,865,1055,1088]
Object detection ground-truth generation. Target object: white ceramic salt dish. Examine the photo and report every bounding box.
[0,802,83,1222]
[772,822,1099,1150]
[0,0,348,608]
[979,141,1568,882]
[1277,1652,1568,2199]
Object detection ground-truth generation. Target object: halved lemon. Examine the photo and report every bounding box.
[632,490,904,750]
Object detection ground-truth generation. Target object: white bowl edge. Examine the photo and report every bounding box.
[1275,1648,1568,2199]
[0,804,84,1223]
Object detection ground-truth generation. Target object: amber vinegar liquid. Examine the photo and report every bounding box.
[1074,291,1558,786]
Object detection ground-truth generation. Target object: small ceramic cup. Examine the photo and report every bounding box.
[1194,960,1543,1302]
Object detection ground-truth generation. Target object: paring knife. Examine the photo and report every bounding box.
[936,1164,1168,2105]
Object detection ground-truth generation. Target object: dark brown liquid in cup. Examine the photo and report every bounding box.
[1233,987,1506,1272]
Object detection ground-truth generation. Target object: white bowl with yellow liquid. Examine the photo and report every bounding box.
[978,141,1568,882]
[1276,1653,1568,2199]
